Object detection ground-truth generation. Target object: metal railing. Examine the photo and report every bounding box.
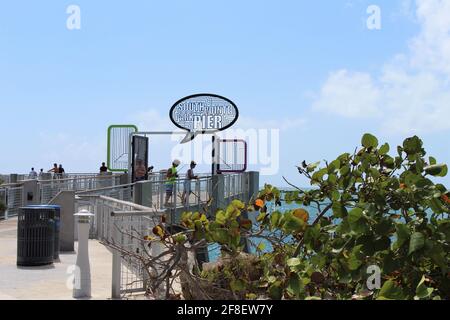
[0,187,9,220]
[76,195,163,299]
[5,186,24,218]
[0,174,125,220]
[0,172,251,222]
[224,173,246,199]
[144,175,213,213]
[76,183,134,204]
[40,175,123,204]
[2,172,119,181]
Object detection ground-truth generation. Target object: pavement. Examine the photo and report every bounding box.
[0,217,113,300]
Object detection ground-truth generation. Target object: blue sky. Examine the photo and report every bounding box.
[1,0,449,187]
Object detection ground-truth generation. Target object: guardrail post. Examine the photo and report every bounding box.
[247,171,260,203]
[49,191,75,252]
[112,222,122,300]
[9,174,18,184]
[73,210,95,299]
[22,180,39,206]
[134,181,153,207]
[210,174,225,218]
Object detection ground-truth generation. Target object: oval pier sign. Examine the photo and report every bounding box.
[170,94,239,133]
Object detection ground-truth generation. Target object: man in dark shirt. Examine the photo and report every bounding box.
[58,164,65,178]
[182,161,199,205]
[100,162,108,173]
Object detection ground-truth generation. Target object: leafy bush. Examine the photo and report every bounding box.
[174,134,450,300]
[122,134,449,300]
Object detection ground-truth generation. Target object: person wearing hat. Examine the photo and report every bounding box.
[164,159,181,206]
[182,161,199,206]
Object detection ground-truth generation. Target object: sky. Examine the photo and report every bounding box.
[0,0,449,187]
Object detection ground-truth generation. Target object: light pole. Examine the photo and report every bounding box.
[73,209,95,299]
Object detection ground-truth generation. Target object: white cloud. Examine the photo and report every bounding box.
[312,0,450,135]
[312,70,381,118]
[131,108,172,132]
[410,0,450,75]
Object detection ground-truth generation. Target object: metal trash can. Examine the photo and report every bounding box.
[17,207,55,267]
[27,205,61,260]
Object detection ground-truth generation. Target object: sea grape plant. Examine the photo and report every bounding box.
[149,134,449,300]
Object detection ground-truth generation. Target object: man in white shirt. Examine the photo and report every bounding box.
[29,168,38,180]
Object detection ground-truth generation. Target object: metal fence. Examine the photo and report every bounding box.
[40,175,123,204]
[224,173,246,200]
[0,187,8,220]
[76,183,134,203]
[76,195,163,299]
[0,174,125,220]
[143,175,213,214]
[5,186,24,218]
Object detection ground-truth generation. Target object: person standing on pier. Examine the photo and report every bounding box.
[164,160,180,207]
[58,164,65,179]
[182,161,199,206]
[100,162,108,174]
[28,168,37,180]
[48,163,58,179]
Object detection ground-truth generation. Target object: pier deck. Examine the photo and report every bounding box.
[0,218,112,300]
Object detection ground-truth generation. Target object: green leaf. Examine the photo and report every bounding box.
[377,280,405,300]
[348,208,369,234]
[379,143,390,155]
[424,164,448,177]
[340,165,350,176]
[348,246,364,271]
[231,199,245,210]
[415,276,434,300]
[328,174,337,184]
[331,190,341,201]
[348,208,363,224]
[268,282,283,300]
[427,244,447,273]
[408,232,425,255]
[329,160,341,172]
[312,168,328,183]
[306,161,321,173]
[332,202,348,218]
[270,211,281,228]
[230,279,246,292]
[216,210,226,225]
[362,133,379,149]
[287,258,301,268]
[287,274,303,298]
[283,214,306,233]
[212,229,229,244]
[257,212,267,222]
[393,224,410,249]
[403,136,423,155]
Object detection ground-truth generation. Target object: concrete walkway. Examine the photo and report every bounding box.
[0,218,113,300]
